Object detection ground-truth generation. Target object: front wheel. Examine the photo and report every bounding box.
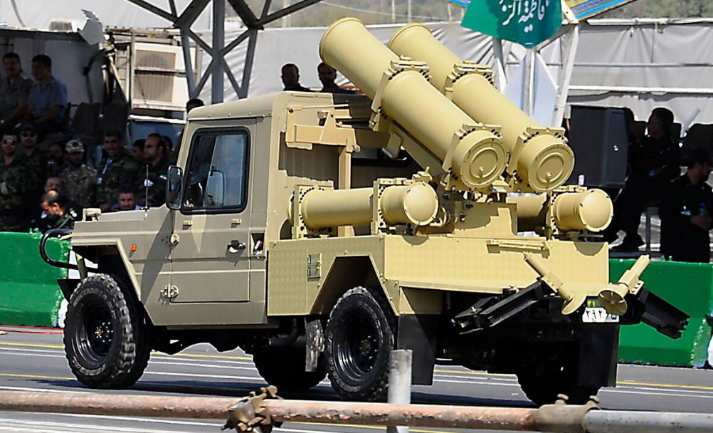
[64,274,149,388]
[516,354,599,406]
[325,286,396,401]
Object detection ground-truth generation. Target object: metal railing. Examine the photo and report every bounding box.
[0,386,712,433]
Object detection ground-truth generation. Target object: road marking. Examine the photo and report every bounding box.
[3,411,455,433]
[0,341,252,360]
[618,381,713,391]
[2,342,713,394]
[0,417,200,433]
[0,342,63,349]
[0,372,75,381]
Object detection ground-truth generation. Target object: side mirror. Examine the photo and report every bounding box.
[166,165,183,210]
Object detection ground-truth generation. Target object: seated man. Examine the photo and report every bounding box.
[0,53,32,126]
[35,190,81,232]
[26,54,68,138]
[115,189,141,211]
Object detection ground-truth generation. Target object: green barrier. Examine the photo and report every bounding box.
[0,232,69,327]
[611,259,713,367]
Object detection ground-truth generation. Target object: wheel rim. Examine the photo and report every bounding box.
[335,311,382,385]
[76,298,114,363]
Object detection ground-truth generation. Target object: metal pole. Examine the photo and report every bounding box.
[0,391,538,430]
[2,391,713,432]
[391,0,395,23]
[524,49,535,116]
[211,0,225,103]
[492,37,507,91]
[407,0,412,23]
[552,25,579,127]
[386,350,412,433]
[180,28,197,98]
[585,410,713,433]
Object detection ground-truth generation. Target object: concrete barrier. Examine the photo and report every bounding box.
[611,259,713,367]
[0,232,69,327]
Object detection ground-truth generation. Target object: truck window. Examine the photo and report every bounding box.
[183,130,249,212]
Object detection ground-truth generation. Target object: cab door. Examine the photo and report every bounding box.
[170,125,252,308]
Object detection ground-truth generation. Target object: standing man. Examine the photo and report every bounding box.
[95,131,139,212]
[660,149,713,263]
[317,62,354,94]
[0,53,33,126]
[0,130,27,231]
[26,54,68,138]
[137,133,169,208]
[60,139,97,209]
[605,107,680,251]
[281,64,312,92]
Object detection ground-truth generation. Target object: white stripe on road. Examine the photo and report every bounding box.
[0,415,341,433]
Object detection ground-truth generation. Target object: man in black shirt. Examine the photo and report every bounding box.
[281,64,311,92]
[660,149,713,263]
[317,62,355,94]
[605,108,681,251]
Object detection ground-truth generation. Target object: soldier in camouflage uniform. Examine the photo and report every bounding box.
[17,124,46,207]
[0,131,28,231]
[96,131,139,212]
[136,133,169,208]
[60,139,96,209]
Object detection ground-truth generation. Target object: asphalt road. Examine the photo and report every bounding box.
[0,327,711,432]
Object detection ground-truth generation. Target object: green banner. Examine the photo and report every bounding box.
[462,0,562,48]
[610,259,713,367]
[0,232,69,327]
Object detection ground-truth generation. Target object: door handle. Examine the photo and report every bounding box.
[228,240,246,254]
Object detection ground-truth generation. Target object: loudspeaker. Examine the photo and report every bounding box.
[566,105,631,188]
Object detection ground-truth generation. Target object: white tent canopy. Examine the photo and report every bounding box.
[0,0,210,30]
[198,18,713,125]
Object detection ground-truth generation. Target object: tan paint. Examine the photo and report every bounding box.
[67,22,648,331]
[320,18,507,192]
[388,23,574,193]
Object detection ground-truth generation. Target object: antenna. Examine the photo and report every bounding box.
[145,164,149,210]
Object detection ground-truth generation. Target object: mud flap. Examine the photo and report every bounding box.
[578,324,619,388]
[397,315,438,385]
[57,279,80,300]
[623,287,690,339]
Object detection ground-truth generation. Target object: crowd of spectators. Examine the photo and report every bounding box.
[0,124,181,232]
[0,49,206,232]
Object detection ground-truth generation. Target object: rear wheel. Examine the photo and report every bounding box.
[64,274,149,389]
[253,346,327,391]
[325,286,396,401]
[516,353,599,406]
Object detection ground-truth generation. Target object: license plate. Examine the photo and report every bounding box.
[582,298,620,323]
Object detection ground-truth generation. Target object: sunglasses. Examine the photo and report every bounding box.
[22,132,36,138]
[2,139,17,145]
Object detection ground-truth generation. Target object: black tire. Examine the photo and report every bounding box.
[253,346,327,391]
[64,274,149,389]
[516,355,599,406]
[325,286,396,401]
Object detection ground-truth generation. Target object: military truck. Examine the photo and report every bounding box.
[41,18,688,406]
